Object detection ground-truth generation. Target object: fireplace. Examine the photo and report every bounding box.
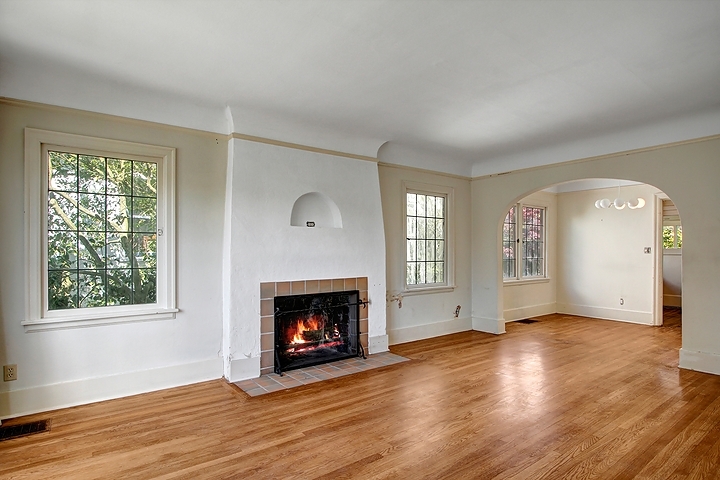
[274,290,362,374]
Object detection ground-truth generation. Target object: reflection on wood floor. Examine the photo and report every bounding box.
[4,311,720,480]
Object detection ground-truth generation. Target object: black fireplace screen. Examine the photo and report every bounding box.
[274,290,360,374]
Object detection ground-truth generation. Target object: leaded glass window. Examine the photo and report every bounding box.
[47,150,158,310]
[406,192,446,286]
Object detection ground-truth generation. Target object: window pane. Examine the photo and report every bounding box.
[435,197,444,218]
[48,231,77,270]
[78,155,106,193]
[133,234,157,269]
[48,270,78,310]
[78,193,106,232]
[407,217,416,239]
[133,268,157,304]
[676,226,682,248]
[663,226,675,249]
[78,232,106,270]
[417,194,426,216]
[107,269,133,306]
[436,240,444,261]
[407,193,416,216]
[48,152,77,192]
[78,270,106,308]
[106,158,133,195]
[106,233,132,268]
[133,161,157,197]
[427,196,436,217]
[132,196,157,233]
[435,218,444,239]
[107,195,131,232]
[48,192,78,231]
[417,217,426,240]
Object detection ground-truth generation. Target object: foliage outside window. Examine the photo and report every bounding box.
[503,204,546,281]
[47,151,158,309]
[663,225,682,249]
[23,129,176,331]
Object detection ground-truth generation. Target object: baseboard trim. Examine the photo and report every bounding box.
[504,303,557,323]
[228,356,261,383]
[679,348,720,376]
[388,317,471,345]
[369,335,389,354]
[556,303,653,325]
[472,316,506,334]
[663,294,682,308]
[0,358,223,420]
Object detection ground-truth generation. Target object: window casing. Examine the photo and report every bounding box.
[403,182,454,293]
[24,129,176,331]
[503,204,547,282]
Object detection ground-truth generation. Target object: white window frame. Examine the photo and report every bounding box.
[402,181,455,295]
[24,128,177,331]
[503,202,548,284]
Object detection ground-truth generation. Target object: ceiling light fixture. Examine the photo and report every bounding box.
[595,182,645,210]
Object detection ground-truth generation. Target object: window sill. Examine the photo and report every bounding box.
[22,308,179,332]
[402,285,456,296]
[663,249,682,256]
[503,277,551,287]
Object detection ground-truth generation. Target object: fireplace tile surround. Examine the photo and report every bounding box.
[259,277,369,376]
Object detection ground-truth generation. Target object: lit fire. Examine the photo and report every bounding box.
[291,315,322,344]
[285,315,343,353]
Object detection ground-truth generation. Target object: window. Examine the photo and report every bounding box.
[503,204,546,281]
[404,182,454,292]
[663,225,682,249]
[24,129,176,331]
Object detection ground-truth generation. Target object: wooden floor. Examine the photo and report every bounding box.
[4,311,720,479]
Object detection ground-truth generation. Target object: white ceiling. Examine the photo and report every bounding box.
[2,0,720,176]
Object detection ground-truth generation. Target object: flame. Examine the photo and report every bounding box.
[290,315,322,344]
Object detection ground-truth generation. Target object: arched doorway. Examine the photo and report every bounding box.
[495,178,680,334]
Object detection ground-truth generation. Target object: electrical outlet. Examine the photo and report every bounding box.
[3,364,17,382]
[620,298,625,306]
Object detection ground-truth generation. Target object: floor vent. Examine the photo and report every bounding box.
[0,420,50,441]
[516,319,539,324]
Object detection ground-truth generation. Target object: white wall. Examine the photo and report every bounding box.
[663,251,682,307]
[224,138,387,381]
[0,101,227,419]
[471,137,720,375]
[378,164,472,345]
[502,190,557,322]
[556,184,659,325]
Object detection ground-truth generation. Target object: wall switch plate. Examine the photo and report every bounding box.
[3,364,17,381]
[644,247,652,254]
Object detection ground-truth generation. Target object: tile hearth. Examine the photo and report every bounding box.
[233,352,408,397]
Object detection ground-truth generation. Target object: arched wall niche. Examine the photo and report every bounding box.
[290,191,343,228]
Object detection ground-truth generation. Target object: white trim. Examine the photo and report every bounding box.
[388,317,471,345]
[24,128,176,330]
[228,357,260,382]
[503,277,551,287]
[402,181,455,293]
[556,303,653,325]
[663,294,682,307]
[503,302,557,322]
[472,316,506,334]
[0,358,222,420]
[369,334,390,354]
[679,348,720,376]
